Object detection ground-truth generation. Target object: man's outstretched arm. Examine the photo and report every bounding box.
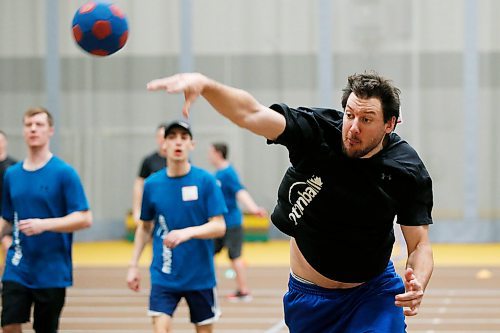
[147,73,286,140]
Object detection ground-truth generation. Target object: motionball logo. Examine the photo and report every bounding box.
[287,176,323,225]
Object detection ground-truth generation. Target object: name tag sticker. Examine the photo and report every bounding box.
[182,186,198,201]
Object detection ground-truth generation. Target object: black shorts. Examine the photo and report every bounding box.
[1,281,66,332]
[214,226,243,259]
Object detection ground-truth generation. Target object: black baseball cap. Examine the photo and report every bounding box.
[164,120,192,138]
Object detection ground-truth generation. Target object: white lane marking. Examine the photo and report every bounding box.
[265,319,286,333]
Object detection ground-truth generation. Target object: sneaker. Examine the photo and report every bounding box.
[227,290,253,302]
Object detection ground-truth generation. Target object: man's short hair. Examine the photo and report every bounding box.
[341,71,401,128]
[24,107,54,127]
[212,142,228,159]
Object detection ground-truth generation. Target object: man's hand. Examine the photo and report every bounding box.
[253,207,268,218]
[163,229,193,249]
[126,266,141,292]
[395,267,425,316]
[19,219,46,236]
[147,73,208,118]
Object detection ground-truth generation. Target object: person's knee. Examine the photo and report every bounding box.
[195,323,213,333]
[153,314,172,333]
[2,323,22,333]
[33,316,60,333]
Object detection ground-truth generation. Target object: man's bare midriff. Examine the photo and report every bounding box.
[290,238,364,289]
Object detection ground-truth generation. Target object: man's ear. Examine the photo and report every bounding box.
[385,116,396,133]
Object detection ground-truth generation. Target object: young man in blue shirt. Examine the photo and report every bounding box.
[1,107,93,333]
[127,120,227,333]
[208,142,266,301]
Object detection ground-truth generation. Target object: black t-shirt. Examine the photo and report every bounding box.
[1,156,17,211]
[138,152,166,179]
[267,103,433,283]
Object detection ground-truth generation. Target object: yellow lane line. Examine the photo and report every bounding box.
[72,241,500,267]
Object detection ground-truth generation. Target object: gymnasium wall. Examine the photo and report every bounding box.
[0,0,499,241]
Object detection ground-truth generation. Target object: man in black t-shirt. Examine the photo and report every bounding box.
[132,124,167,225]
[147,72,434,333]
[0,130,17,263]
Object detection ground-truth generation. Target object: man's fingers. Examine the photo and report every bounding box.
[182,97,192,118]
[146,78,165,91]
[395,287,424,316]
[147,75,182,91]
[396,288,423,301]
[164,239,179,249]
[147,75,186,93]
[146,75,199,118]
[395,297,419,307]
[127,278,140,292]
[404,306,419,316]
[404,279,422,294]
[147,77,173,92]
[19,223,32,236]
[404,267,415,282]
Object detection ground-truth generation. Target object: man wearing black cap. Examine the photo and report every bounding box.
[127,120,227,333]
[146,72,434,333]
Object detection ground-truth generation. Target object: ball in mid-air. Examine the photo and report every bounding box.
[72,2,129,56]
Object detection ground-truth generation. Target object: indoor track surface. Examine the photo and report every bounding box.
[2,241,500,332]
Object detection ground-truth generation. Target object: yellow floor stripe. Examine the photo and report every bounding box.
[431,243,500,267]
[72,240,500,267]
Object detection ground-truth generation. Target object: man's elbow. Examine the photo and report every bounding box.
[215,220,226,238]
[81,211,93,229]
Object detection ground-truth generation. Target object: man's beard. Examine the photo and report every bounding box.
[341,135,385,159]
[342,141,373,158]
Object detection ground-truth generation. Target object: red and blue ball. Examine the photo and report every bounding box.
[72,2,128,56]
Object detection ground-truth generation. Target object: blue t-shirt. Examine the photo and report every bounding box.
[141,165,227,291]
[214,165,244,229]
[1,156,89,288]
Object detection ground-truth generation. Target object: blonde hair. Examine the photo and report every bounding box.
[23,107,54,126]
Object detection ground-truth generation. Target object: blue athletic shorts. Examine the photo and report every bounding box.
[284,261,407,333]
[149,284,221,325]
